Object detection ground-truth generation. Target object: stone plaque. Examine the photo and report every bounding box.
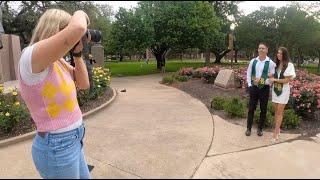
[214,69,235,89]
[91,43,104,67]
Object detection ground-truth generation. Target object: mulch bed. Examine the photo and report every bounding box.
[168,78,320,136]
[0,87,114,141]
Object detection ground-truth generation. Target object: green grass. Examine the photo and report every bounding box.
[300,64,320,75]
[292,62,320,75]
[104,58,249,77]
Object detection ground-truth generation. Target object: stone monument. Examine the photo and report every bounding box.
[0,34,21,83]
[91,43,104,67]
[214,69,236,89]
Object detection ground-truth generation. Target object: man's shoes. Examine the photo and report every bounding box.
[245,129,251,136]
[257,129,263,136]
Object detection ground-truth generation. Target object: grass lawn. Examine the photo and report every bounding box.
[105,58,249,77]
[299,64,320,75]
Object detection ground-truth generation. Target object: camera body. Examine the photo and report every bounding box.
[68,29,102,67]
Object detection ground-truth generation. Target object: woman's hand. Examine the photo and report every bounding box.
[269,77,276,83]
[73,32,91,54]
[253,77,260,86]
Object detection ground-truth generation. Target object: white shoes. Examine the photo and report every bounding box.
[271,132,280,144]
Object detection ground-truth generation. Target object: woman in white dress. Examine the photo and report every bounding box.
[269,47,296,142]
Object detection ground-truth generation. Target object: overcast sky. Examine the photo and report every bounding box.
[8,1,316,16]
[95,1,315,15]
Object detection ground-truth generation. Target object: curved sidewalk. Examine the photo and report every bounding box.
[0,74,214,178]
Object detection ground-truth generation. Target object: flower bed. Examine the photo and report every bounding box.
[233,68,320,119]
[0,66,112,139]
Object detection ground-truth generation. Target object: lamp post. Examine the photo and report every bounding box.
[228,25,234,66]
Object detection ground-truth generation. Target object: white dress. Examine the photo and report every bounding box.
[272,62,296,104]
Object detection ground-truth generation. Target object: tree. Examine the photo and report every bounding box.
[208,1,242,63]
[277,4,319,67]
[107,1,221,69]
[234,6,280,60]
[106,7,149,61]
[1,1,111,48]
[234,3,320,67]
[136,1,221,69]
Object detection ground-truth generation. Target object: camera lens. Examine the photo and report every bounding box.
[88,29,102,42]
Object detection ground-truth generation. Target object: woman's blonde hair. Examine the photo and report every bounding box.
[29,9,71,45]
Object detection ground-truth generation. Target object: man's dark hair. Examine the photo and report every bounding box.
[259,42,268,48]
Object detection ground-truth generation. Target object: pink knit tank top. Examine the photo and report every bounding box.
[19,61,82,132]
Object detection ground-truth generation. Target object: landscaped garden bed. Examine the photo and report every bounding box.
[162,66,320,136]
[0,67,113,141]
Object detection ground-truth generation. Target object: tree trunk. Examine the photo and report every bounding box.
[213,49,231,64]
[297,50,302,68]
[119,55,123,62]
[205,50,210,66]
[155,53,166,70]
[180,52,183,62]
[235,49,238,63]
[151,46,167,70]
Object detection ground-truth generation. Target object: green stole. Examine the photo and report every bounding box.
[273,69,284,96]
[251,59,270,89]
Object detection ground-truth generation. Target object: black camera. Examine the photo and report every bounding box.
[68,29,102,67]
[86,29,102,43]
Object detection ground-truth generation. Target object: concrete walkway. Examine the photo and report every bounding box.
[0,74,320,178]
[0,74,213,178]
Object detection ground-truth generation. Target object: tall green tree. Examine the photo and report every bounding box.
[1,1,111,48]
[208,1,241,63]
[106,7,148,61]
[234,6,280,59]
[129,1,221,69]
[235,3,320,67]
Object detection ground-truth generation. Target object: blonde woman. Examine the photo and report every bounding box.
[18,9,91,178]
[269,47,296,142]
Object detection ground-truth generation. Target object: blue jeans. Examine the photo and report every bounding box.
[31,124,90,179]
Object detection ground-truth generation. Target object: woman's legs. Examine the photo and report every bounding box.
[273,103,279,139]
[273,103,286,140]
[79,148,91,179]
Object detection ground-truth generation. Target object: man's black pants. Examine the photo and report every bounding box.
[247,85,270,130]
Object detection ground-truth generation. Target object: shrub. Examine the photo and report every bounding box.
[0,87,30,133]
[179,67,193,76]
[201,67,218,83]
[282,109,301,129]
[254,108,274,127]
[162,76,175,85]
[176,75,188,82]
[254,102,300,129]
[192,68,202,78]
[77,67,111,106]
[211,96,226,110]
[224,97,246,118]
[289,88,318,116]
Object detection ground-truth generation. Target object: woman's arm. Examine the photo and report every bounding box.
[31,10,89,73]
[273,76,293,84]
[73,57,89,89]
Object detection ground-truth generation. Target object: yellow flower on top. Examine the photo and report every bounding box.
[8,87,14,92]
[5,112,10,117]
[12,91,18,96]
[14,102,20,106]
